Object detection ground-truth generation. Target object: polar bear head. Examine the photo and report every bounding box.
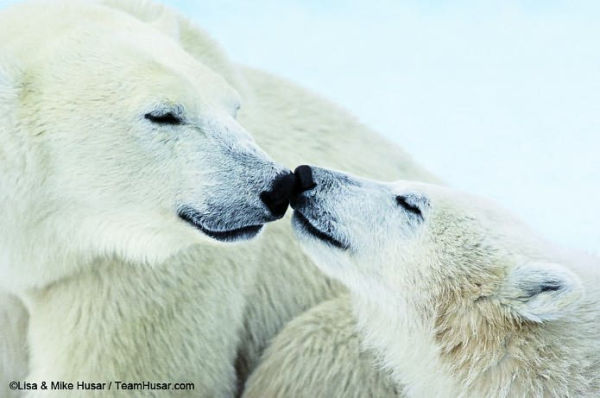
[0,1,293,291]
[290,165,584,324]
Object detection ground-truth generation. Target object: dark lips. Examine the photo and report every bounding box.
[292,211,348,250]
[178,207,263,242]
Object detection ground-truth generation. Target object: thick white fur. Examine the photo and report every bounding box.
[278,169,600,397]
[0,1,434,396]
[243,295,401,398]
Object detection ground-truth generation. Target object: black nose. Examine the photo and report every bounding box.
[260,171,295,218]
[293,165,316,195]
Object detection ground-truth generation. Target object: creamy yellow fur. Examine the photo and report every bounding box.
[0,1,434,396]
[253,168,600,397]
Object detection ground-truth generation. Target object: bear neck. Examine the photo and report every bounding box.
[350,274,586,397]
[20,247,255,387]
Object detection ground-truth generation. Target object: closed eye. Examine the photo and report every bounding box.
[396,195,423,219]
[144,111,183,125]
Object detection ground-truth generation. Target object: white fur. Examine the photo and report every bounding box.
[285,168,600,397]
[499,261,584,322]
[0,1,435,396]
[243,296,401,398]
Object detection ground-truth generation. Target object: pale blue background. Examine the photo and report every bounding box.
[2,1,598,254]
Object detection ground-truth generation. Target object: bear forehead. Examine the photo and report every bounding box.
[386,185,546,261]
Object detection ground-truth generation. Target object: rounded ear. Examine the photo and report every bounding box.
[499,261,584,323]
[100,0,180,40]
[99,0,245,92]
[149,9,180,40]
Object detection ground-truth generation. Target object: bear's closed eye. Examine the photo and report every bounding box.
[396,195,423,219]
[145,112,182,125]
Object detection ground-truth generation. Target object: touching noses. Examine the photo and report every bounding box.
[293,165,316,195]
[289,165,317,211]
[260,165,317,219]
[260,171,296,218]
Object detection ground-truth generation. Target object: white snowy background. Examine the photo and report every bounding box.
[2,0,598,254]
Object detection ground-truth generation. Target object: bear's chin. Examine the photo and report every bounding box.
[291,211,349,250]
[193,223,264,243]
[177,206,264,243]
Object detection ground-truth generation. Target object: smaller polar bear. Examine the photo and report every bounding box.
[245,165,600,398]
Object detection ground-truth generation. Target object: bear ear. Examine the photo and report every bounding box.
[149,9,180,40]
[101,0,180,40]
[499,261,584,323]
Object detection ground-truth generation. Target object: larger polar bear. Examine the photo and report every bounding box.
[245,166,600,397]
[0,0,435,396]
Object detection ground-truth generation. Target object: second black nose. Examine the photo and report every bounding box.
[293,165,316,195]
[260,171,296,218]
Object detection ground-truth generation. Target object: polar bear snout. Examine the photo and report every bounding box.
[290,166,351,250]
[260,171,296,219]
[289,167,432,257]
[289,165,349,207]
[289,165,325,211]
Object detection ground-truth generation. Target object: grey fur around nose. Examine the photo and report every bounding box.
[293,165,317,195]
[260,171,296,218]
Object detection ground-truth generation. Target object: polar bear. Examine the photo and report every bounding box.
[0,0,435,396]
[245,166,600,397]
[0,0,297,395]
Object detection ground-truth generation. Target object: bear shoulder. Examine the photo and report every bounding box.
[243,295,402,398]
